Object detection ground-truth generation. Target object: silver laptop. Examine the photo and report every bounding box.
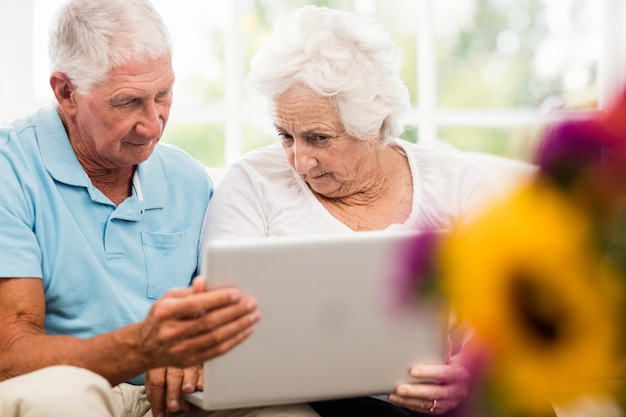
[185,230,449,410]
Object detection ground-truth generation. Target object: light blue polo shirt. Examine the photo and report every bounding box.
[0,105,213,384]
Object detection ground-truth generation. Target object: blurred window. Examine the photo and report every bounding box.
[2,0,623,166]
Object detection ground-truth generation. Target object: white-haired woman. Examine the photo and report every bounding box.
[203,5,500,417]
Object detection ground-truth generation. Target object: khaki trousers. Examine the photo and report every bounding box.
[0,366,319,417]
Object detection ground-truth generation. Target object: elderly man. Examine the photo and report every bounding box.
[0,1,318,417]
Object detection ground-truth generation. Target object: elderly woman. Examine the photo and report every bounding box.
[203,5,498,417]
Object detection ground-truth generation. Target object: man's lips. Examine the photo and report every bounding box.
[127,138,156,147]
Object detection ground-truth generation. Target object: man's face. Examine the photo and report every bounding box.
[70,55,175,169]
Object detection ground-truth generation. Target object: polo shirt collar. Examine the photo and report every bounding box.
[135,153,167,210]
[37,105,89,188]
[37,104,166,210]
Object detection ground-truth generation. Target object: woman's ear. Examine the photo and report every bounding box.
[50,72,78,116]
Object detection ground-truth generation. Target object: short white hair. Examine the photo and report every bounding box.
[49,0,172,94]
[246,5,410,145]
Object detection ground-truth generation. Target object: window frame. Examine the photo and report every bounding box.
[1,0,624,166]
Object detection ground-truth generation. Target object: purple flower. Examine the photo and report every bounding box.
[534,119,613,190]
[389,229,441,307]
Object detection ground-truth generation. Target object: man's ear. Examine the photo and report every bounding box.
[50,72,78,116]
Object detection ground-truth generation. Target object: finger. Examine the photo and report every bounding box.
[193,309,259,350]
[165,367,184,412]
[162,288,192,298]
[180,366,202,412]
[161,284,197,299]
[145,367,167,417]
[407,364,445,382]
[389,394,446,415]
[174,316,256,367]
[190,295,257,336]
[190,276,207,294]
[198,323,255,362]
[152,288,242,322]
[390,380,463,414]
[410,362,471,387]
[393,381,441,402]
[159,296,257,345]
[181,366,201,393]
[196,366,204,391]
[159,276,206,300]
[178,288,243,319]
[176,306,259,360]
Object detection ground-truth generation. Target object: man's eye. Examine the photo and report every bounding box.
[117,99,138,108]
[156,91,173,102]
[278,133,293,141]
[314,135,329,142]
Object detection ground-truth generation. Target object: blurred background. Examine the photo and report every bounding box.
[2,0,625,167]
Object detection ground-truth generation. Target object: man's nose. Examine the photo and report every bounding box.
[136,102,164,138]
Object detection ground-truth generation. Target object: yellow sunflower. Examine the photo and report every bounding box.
[441,180,623,415]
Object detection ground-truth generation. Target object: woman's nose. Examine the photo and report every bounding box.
[292,141,318,174]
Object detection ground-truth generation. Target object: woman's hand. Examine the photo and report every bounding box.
[388,351,472,415]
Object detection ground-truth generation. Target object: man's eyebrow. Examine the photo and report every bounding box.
[109,86,173,103]
[157,85,173,95]
[109,94,138,103]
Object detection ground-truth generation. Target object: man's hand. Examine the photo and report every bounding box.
[146,366,202,417]
[138,276,259,368]
[140,276,259,415]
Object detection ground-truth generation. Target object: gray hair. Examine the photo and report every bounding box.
[246,5,410,146]
[49,0,172,94]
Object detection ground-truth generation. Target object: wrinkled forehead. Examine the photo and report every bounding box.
[272,84,339,121]
[92,55,175,95]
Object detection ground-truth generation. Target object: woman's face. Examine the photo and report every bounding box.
[274,84,377,198]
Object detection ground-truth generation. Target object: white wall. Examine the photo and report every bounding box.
[0,0,34,119]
